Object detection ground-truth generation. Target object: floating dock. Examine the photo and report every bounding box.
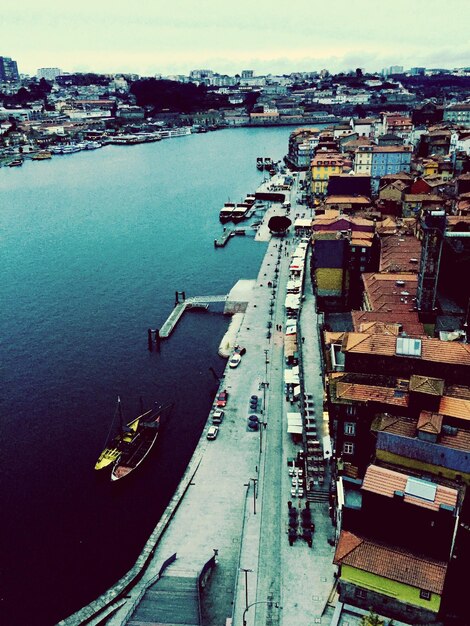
[214,230,235,247]
[159,295,228,338]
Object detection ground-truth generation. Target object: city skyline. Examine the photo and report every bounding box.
[2,0,470,78]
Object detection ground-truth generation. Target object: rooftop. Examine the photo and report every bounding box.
[351,310,424,336]
[334,530,447,594]
[379,234,422,274]
[362,272,418,312]
[362,464,458,512]
[342,332,470,367]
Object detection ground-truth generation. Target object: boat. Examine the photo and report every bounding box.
[219,202,235,223]
[32,150,52,160]
[7,158,23,167]
[51,146,64,155]
[111,402,172,481]
[94,397,140,471]
[256,157,264,170]
[85,141,103,150]
[264,157,273,170]
[61,144,81,154]
[231,203,250,223]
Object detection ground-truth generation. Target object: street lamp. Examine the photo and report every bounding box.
[242,599,279,626]
[250,477,258,514]
[259,420,267,455]
[239,568,253,611]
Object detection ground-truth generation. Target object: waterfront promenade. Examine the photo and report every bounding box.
[62,173,337,626]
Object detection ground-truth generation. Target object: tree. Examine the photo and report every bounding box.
[356,68,364,78]
[359,609,384,626]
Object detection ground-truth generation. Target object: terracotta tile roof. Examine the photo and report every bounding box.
[417,411,443,434]
[362,464,458,512]
[351,310,424,336]
[372,414,416,437]
[409,375,445,397]
[362,273,418,313]
[358,321,401,336]
[343,332,470,367]
[379,234,422,273]
[334,530,448,594]
[336,381,409,407]
[439,396,470,421]
[325,195,371,204]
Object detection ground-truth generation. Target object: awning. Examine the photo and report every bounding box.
[287,412,303,434]
[323,435,333,460]
[285,322,297,335]
[284,369,300,385]
[293,385,301,399]
[285,294,300,309]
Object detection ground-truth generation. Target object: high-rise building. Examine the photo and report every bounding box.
[410,67,426,76]
[241,70,253,79]
[0,56,19,81]
[37,67,62,81]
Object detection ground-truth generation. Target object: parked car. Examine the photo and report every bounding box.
[216,390,228,407]
[229,353,242,369]
[207,425,219,440]
[234,345,246,356]
[212,409,224,424]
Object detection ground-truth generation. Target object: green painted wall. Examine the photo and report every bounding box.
[376,449,470,485]
[341,564,441,613]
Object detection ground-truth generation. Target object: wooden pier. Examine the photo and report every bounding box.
[159,294,228,338]
[214,230,235,247]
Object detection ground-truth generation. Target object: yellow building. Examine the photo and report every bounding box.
[310,150,344,196]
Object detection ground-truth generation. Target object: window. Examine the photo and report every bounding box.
[420,589,431,600]
[355,588,367,599]
[346,405,356,416]
[343,442,355,455]
[344,422,356,436]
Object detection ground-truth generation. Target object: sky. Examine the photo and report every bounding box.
[2,0,470,77]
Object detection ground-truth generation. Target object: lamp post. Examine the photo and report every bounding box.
[240,568,253,612]
[242,599,279,626]
[250,477,258,514]
[262,349,269,415]
[259,420,267,455]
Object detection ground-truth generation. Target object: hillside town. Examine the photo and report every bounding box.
[1,55,470,163]
[3,52,470,625]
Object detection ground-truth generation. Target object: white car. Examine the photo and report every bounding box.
[207,425,219,440]
[229,353,242,368]
[212,409,224,424]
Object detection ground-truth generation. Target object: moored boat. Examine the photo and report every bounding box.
[231,203,250,223]
[32,150,52,160]
[111,402,173,481]
[94,397,140,471]
[219,202,235,223]
[256,157,264,170]
[7,158,23,167]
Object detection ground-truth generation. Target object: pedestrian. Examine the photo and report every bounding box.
[302,336,305,344]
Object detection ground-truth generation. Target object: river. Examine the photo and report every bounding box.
[0,126,295,625]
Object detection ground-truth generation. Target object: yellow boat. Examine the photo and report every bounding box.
[32,150,52,160]
[94,398,141,471]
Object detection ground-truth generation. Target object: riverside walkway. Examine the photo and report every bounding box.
[61,172,337,626]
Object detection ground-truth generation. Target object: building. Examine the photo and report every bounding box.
[0,56,19,81]
[410,67,426,76]
[37,67,61,81]
[355,146,412,194]
[310,149,345,197]
[443,102,470,126]
[334,530,447,623]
